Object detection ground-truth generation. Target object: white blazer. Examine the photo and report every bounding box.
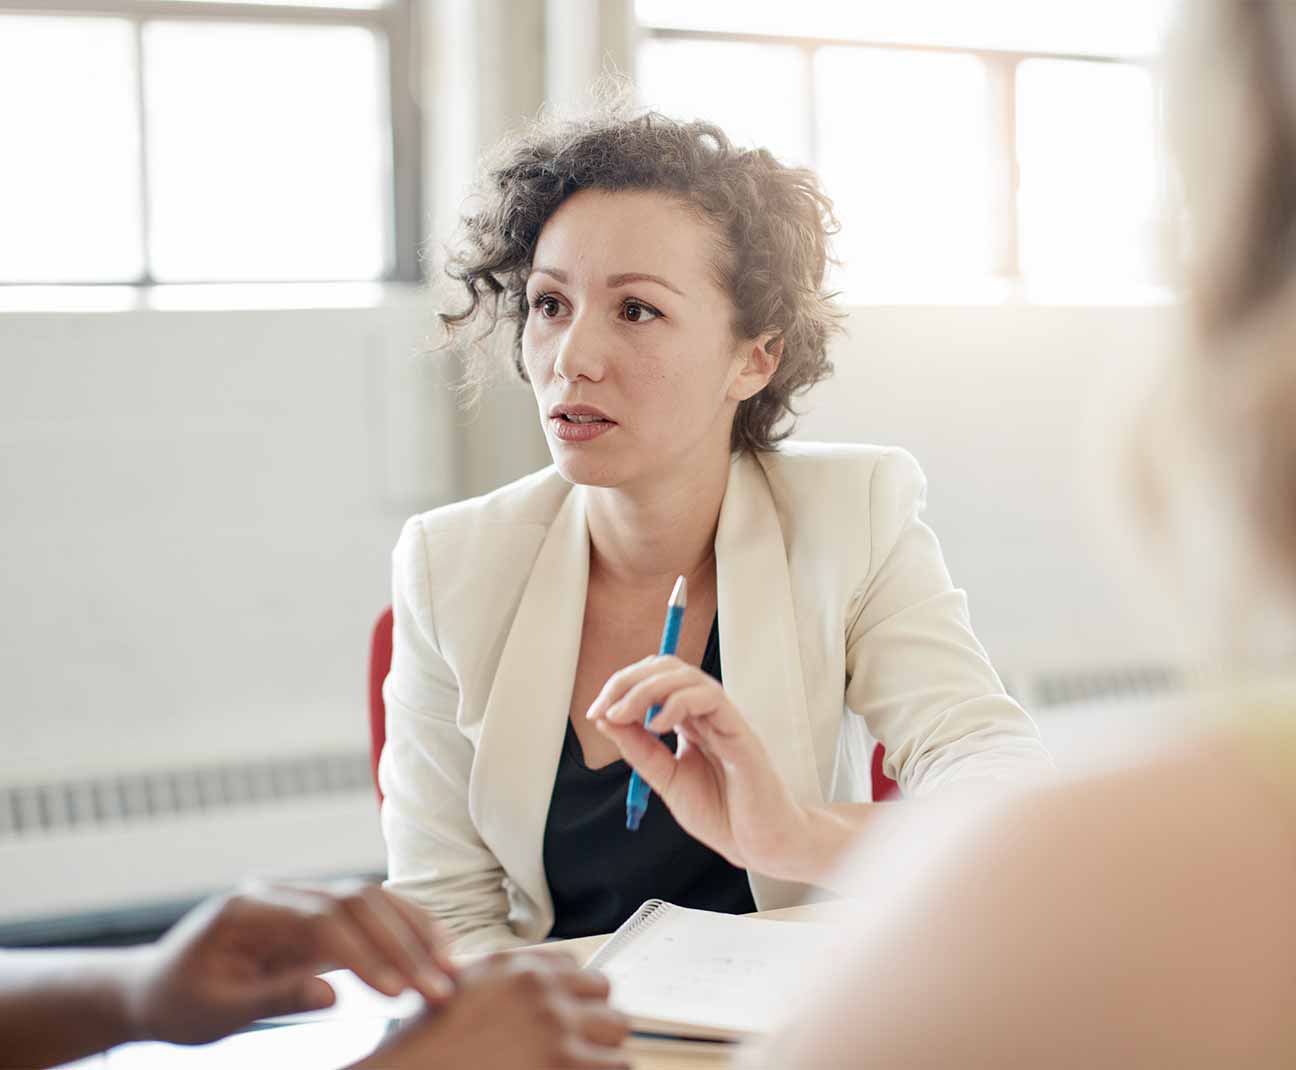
[380,443,1051,953]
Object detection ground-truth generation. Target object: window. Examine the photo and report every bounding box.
[815,47,993,289]
[0,0,416,286]
[1016,59,1163,288]
[635,0,1176,301]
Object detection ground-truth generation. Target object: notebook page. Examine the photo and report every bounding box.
[595,905,836,1038]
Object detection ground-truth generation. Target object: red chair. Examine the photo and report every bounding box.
[367,604,900,806]
[368,607,395,806]
[871,744,900,801]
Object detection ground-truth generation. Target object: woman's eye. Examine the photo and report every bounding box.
[531,294,562,318]
[622,300,661,324]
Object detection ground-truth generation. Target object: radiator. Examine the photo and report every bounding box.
[1011,664,1185,709]
[0,751,386,930]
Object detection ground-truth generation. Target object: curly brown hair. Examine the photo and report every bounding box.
[436,107,844,453]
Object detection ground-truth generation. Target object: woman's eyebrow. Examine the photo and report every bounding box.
[528,265,568,283]
[527,266,684,297]
[606,271,684,296]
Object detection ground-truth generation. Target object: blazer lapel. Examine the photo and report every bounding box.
[469,484,589,930]
[468,458,825,922]
[715,452,822,805]
[716,452,824,905]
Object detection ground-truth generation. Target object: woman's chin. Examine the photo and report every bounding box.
[551,452,626,488]
[546,436,635,488]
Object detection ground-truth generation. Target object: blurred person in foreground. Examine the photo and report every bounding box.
[588,0,1296,1064]
[0,880,627,1070]
[742,2,1296,1065]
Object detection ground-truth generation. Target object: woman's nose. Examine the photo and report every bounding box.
[552,313,606,383]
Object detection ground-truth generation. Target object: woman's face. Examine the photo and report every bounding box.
[522,188,769,491]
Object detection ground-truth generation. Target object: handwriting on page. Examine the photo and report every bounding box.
[602,911,836,1037]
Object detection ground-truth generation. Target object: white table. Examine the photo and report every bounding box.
[57,901,851,1070]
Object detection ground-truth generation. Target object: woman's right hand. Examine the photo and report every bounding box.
[586,655,814,877]
[351,951,630,1070]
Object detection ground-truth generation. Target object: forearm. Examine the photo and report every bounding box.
[761,802,882,890]
[0,948,144,1069]
[765,780,1009,891]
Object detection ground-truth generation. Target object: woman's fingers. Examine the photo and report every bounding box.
[584,655,687,721]
[599,666,715,727]
[606,669,701,727]
[587,659,752,758]
[594,720,680,798]
[605,677,752,759]
[643,683,728,736]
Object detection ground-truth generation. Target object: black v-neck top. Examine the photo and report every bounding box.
[541,612,757,939]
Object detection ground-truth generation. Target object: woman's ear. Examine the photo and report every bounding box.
[729,333,784,402]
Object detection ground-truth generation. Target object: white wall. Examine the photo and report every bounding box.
[0,292,549,786]
[796,302,1182,681]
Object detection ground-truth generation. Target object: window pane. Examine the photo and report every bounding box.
[637,0,1174,58]
[1017,59,1162,289]
[636,39,810,165]
[815,47,992,294]
[0,16,142,283]
[143,21,390,283]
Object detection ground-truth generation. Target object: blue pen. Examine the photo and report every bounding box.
[625,574,688,831]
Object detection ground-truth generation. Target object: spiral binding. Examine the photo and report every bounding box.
[586,898,671,969]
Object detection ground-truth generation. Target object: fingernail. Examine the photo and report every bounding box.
[307,985,336,1010]
[378,970,404,995]
[423,970,455,998]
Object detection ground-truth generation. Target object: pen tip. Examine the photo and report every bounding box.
[669,575,687,608]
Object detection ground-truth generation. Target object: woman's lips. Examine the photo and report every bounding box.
[549,416,616,442]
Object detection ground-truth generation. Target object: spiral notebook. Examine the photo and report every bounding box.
[586,899,837,1043]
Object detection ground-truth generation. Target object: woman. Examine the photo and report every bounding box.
[599,2,1296,1066]
[380,111,1051,953]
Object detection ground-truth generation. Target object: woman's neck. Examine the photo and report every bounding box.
[584,450,732,592]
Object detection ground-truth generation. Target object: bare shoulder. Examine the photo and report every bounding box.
[761,734,1296,1070]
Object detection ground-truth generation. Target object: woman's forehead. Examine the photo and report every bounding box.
[531,188,724,291]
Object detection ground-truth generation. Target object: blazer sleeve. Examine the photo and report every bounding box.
[843,450,1053,795]
[379,517,532,954]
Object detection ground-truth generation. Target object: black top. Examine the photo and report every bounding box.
[542,613,757,939]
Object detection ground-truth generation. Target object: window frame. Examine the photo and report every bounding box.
[636,23,1160,292]
[0,0,420,287]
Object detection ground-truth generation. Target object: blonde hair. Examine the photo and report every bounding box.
[1168,1,1296,337]
[1140,0,1296,609]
